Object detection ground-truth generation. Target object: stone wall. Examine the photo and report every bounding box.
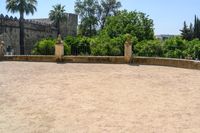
[0,13,78,55]
[133,57,200,70]
[1,55,200,70]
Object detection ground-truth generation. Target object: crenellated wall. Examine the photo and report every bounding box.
[0,13,78,55]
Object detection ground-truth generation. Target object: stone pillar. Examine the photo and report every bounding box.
[124,35,132,63]
[55,35,64,62]
[0,41,5,57]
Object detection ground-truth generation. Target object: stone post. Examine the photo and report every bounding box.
[0,41,5,57]
[124,35,132,63]
[55,35,64,62]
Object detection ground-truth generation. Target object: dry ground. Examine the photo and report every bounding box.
[0,61,200,133]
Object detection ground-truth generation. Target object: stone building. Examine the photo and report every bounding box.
[0,13,78,55]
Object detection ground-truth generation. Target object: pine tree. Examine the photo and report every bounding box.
[193,15,200,39]
[188,23,194,40]
[180,21,192,40]
[181,16,200,40]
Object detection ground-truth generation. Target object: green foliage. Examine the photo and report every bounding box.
[75,0,122,37]
[134,37,200,60]
[49,4,66,35]
[32,39,55,55]
[184,39,200,59]
[6,0,37,16]
[64,36,91,55]
[90,33,125,56]
[97,0,121,29]
[75,0,99,37]
[135,39,163,57]
[103,10,154,41]
[32,36,200,60]
[6,0,37,55]
[180,21,193,41]
[32,39,70,55]
[163,37,187,58]
[181,16,200,40]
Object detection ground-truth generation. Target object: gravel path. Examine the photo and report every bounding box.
[0,61,200,133]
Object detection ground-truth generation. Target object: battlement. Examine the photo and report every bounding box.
[0,13,78,55]
[0,14,52,26]
[0,14,57,33]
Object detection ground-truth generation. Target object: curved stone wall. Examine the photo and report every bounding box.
[1,55,200,70]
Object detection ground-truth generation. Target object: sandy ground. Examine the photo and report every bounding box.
[0,62,200,133]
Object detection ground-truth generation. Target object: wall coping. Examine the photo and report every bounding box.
[0,55,200,70]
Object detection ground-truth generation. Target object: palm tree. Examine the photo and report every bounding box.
[49,4,66,36]
[6,0,37,55]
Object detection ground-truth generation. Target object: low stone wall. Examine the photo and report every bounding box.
[63,56,125,63]
[133,57,200,70]
[2,55,56,62]
[1,55,200,70]
[1,55,125,64]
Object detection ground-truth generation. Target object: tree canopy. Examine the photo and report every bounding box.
[49,4,66,35]
[103,10,154,41]
[6,0,37,55]
[74,0,121,37]
[181,15,200,41]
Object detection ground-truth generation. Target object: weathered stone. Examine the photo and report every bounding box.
[124,35,132,63]
[55,35,64,62]
[0,41,5,56]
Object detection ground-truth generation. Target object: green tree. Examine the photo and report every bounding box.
[6,0,37,55]
[180,21,193,41]
[49,4,66,36]
[163,37,187,58]
[181,16,200,40]
[194,15,200,39]
[97,0,121,29]
[103,10,154,41]
[134,39,163,57]
[75,0,99,37]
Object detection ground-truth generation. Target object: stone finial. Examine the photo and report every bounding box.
[56,34,62,44]
[55,34,64,62]
[124,34,133,63]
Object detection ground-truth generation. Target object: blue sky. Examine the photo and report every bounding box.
[1,0,200,35]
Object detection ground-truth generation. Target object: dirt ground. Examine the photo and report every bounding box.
[0,61,200,133]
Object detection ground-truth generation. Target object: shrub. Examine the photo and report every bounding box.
[64,36,91,55]
[163,37,187,58]
[32,38,70,55]
[184,39,200,59]
[134,39,163,57]
[90,34,126,56]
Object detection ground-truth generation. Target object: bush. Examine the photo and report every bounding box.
[163,37,187,58]
[64,36,91,55]
[32,36,200,59]
[32,38,70,55]
[184,39,200,59]
[90,33,126,56]
[134,39,163,57]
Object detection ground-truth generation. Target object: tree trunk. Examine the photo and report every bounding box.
[19,12,25,55]
[57,21,60,36]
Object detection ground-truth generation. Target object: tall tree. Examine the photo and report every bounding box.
[180,16,200,40]
[103,10,154,41]
[6,0,37,55]
[97,0,121,29]
[194,15,200,39]
[75,0,99,37]
[49,4,66,36]
[180,21,193,41]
